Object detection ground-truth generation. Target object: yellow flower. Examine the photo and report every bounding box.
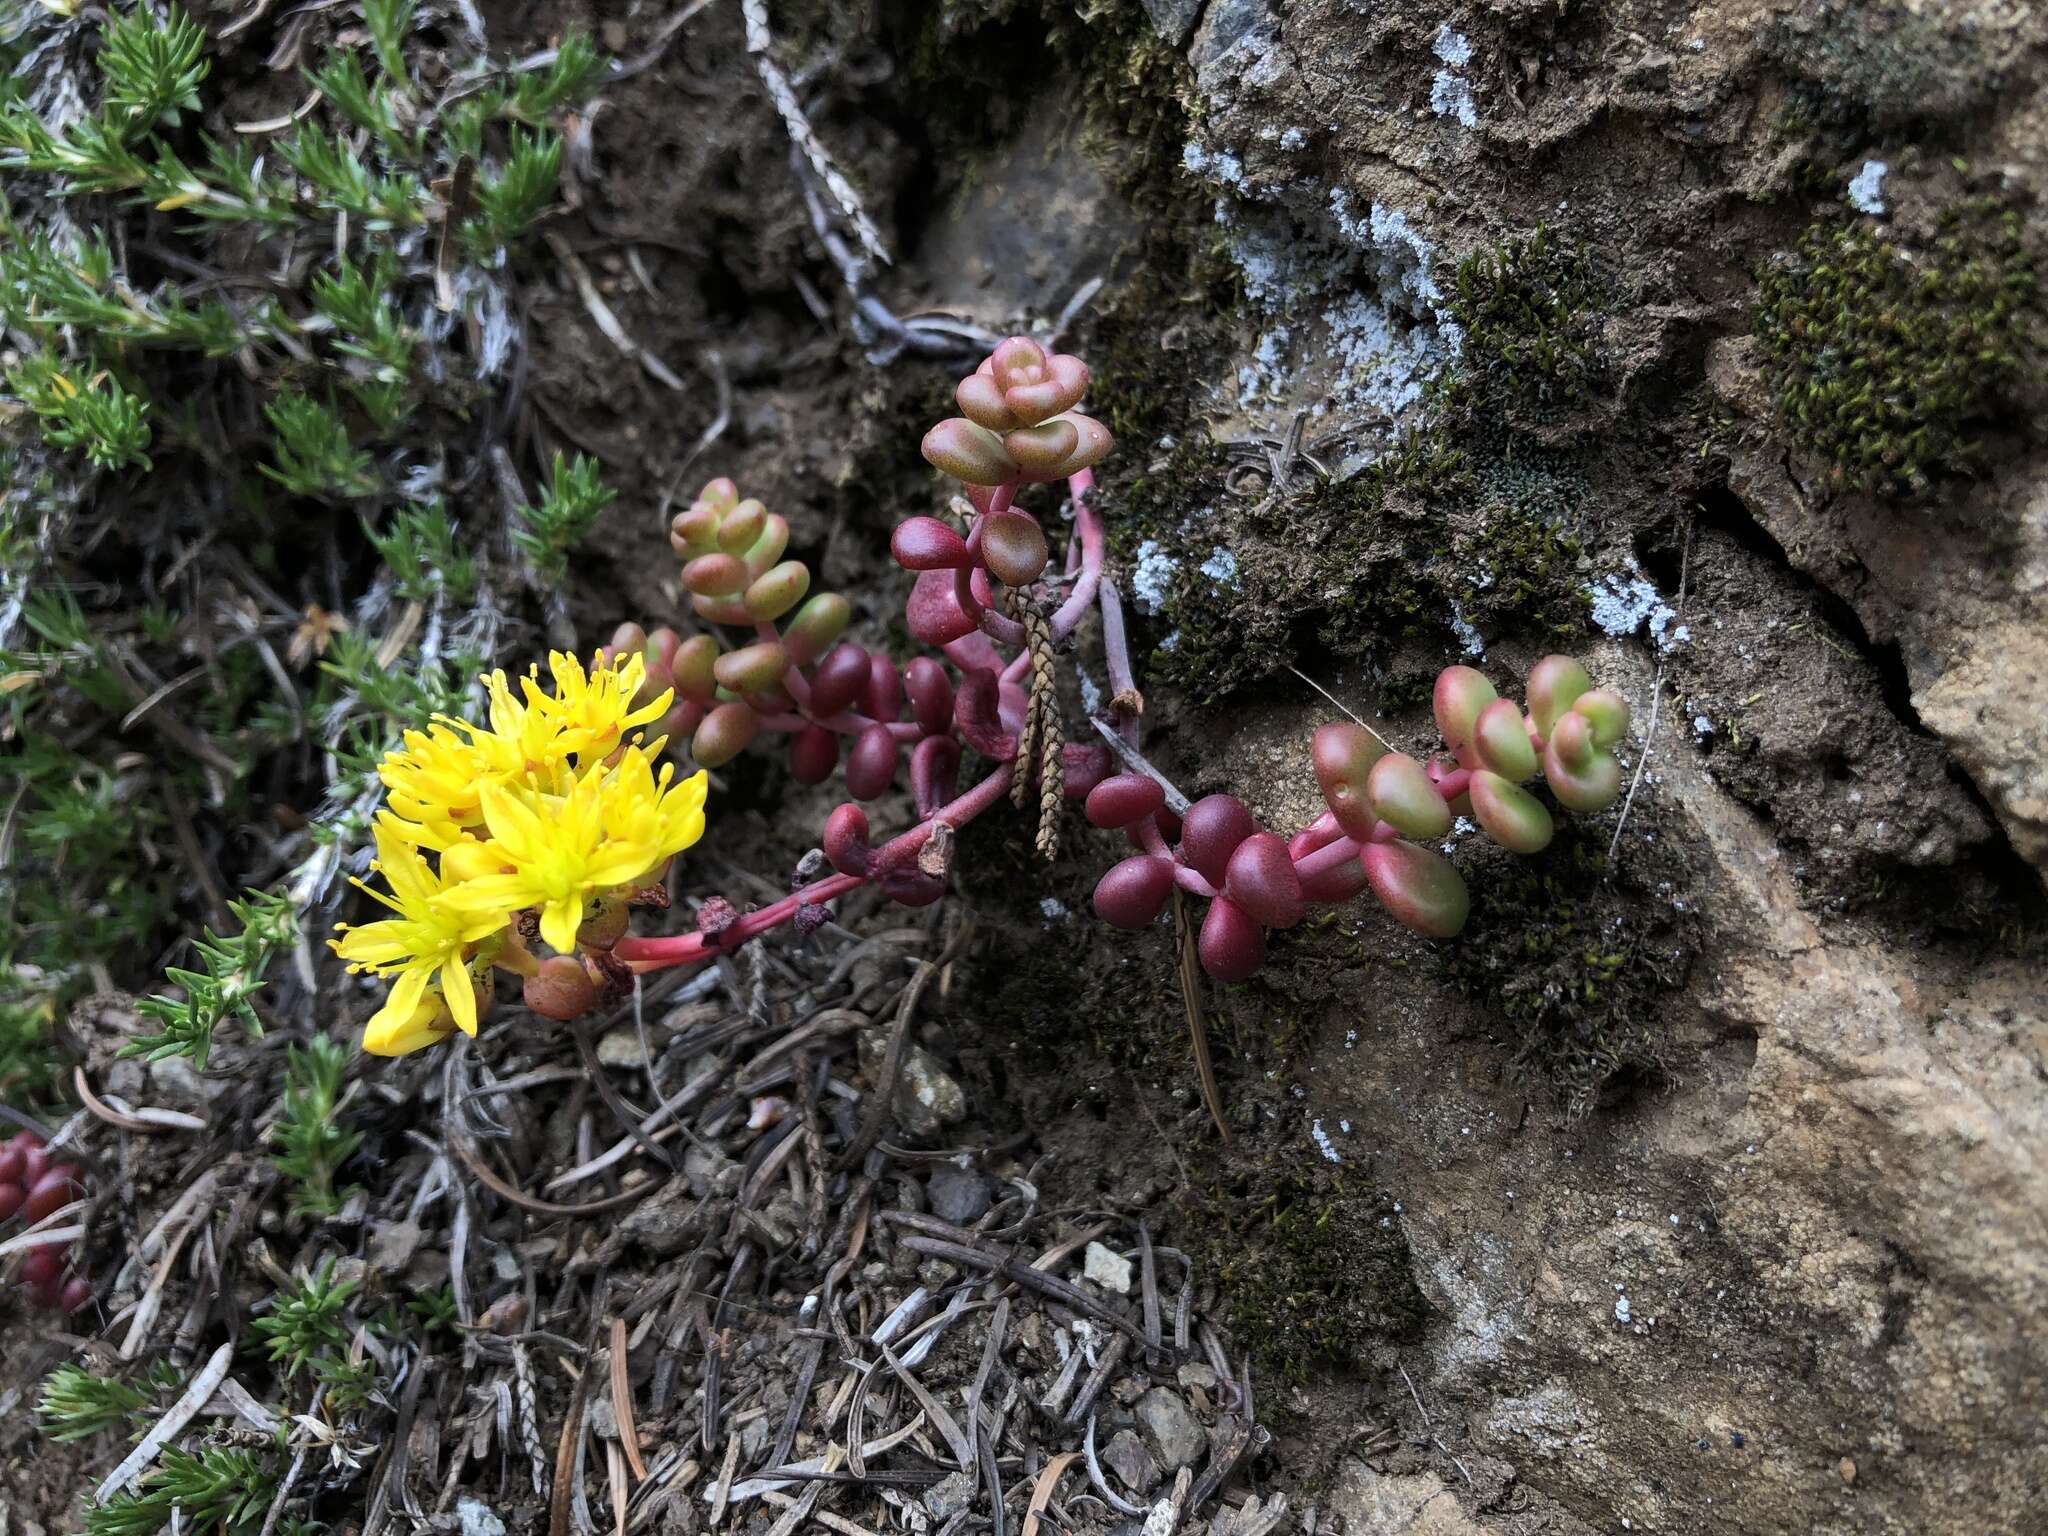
[518,651,672,768]
[599,749,710,884]
[330,822,515,1040]
[361,987,459,1057]
[377,722,517,845]
[440,758,709,953]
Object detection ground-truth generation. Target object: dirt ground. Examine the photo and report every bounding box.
[5,3,2048,1535]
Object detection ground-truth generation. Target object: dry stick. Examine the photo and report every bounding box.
[764,1301,825,1474]
[1083,1413,1148,1516]
[1088,716,1191,815]
[449,1127,661,1217]
[1398,1365,1472,1489]
[740,0,888,267]
[95,1340,233,1500]
[656,348,733,519]
[543,231,690,392]
[574,1020,682,1172]
[1022,1452,1081,1536]
[898,1235,1146,1344]
[1186,1419,1258,1512]
[1608,518,1695,867]
[609,0,722,83]
[548,1350,595,1536]
[611,1317,648,1484]
[1065,1332,1128,1427]
[1286,665,1393,751]
[72,1066,206,1133]
[1137,1222,1162,1353]
[879,1340,974,1471]
[965,1297,1008,1466]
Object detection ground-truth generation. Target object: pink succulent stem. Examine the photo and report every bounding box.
[1134,815,1219,899]
[1097,577,1139,747]
[758,710,924,743]
[759,621,815,713]
[616,764,1016,970]
[1001,651,1032,686]
[1048,468,1101,641]
[1432,766,1473,802]
[959,482,1029,648]
[1292,834,1366,888]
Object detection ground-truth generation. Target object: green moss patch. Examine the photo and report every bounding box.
[1181,1166,1424,1386]
[1449,228,1606,428]
[1756,202,2034,498]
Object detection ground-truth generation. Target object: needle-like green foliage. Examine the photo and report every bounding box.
[38,1365,155,1442]
[98,5,210,134]
[123,890,298,1069]
[263,391,378,501]
[365,500,479,604]
[86,1445,276,1536]
[469,128,563,250]
[252,1259,360,1379]
[513,450,616,580]
[364,0,418,89]
[5,356,152,471]
[273,1036,362,1218]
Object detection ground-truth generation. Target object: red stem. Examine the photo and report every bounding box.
[1134,816,1217,899]
[1293,833,1366,888]
[615,764,1016,970]
[1049,468,1101,641]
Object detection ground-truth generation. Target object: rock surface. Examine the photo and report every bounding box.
[1118,2,2048,1533]
[1134,1387,1208,1472]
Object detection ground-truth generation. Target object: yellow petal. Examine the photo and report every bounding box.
[441,956,479,1036]
[540,896,583,954]
[362,971,450,1055]
[435,872,534,915]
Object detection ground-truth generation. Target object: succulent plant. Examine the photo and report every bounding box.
[332,334,1633,1052]
[1081,653,1630,983]
[0,1127,91,1314]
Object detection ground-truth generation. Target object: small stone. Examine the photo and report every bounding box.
[596,1027,647,1068]
[1839,1457,1857,1484]
[923,1469,976,1521]
[600,21,630,53]
[1134,1387,1206,1471]
[1104,1429,1160,1492]
[367,1219,422,1275]
[457,1496,507,1536]
[619,1180,712,1257]
[928,1164,993,1225]
[1176,1362,1218,1392]
[684,1142,739,1200]
[860,1031,967,1137]
[1084,1240,1133,1295]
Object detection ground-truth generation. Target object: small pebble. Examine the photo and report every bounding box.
[1083,1240,1134,1295]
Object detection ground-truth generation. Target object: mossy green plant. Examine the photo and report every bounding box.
[1182,1166,1423,1386]
[1756,202,2034,498]
[1449,227,1606,426]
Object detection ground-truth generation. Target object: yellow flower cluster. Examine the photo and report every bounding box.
[332,652,709,1056]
